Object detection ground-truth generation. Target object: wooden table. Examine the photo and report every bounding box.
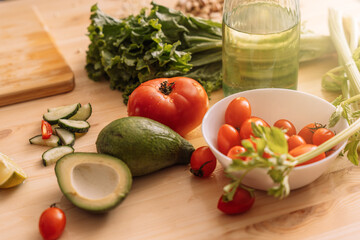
[1,0,360,239]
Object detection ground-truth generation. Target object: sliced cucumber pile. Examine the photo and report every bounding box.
[29,103,93,166]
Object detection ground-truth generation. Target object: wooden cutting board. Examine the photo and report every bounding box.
[0,5,74,107]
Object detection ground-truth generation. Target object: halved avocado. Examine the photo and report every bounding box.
[55,152,132,213]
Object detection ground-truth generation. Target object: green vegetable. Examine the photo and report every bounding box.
[86,2,222,103]
[42,146,74,166]
[55,152,132,213]
[96,116,195,176]
[86,3,336,104]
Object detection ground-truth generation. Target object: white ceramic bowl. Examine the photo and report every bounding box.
[202,88,349,190]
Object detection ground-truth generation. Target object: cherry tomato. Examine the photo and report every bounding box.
[289,144,326,166]
[273,119,296,136]
[217,124,241,155]
[239,117,269,140]
[287,134,306,151]
[190,146,217,177]
[217,187,255,215]
[242,138,271,159]
[41,120,53,139]
[227,145,247,160]
[127,77,209,137]
[225,97,251,128]
[298,122,324,144]
[312,128,335,146]
[39,204,66,240]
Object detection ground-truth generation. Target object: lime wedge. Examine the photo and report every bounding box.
[0,152,27,188]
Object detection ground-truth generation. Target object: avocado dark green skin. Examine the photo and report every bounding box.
[96,117,195,177]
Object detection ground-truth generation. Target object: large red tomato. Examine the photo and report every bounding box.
[127,77,209,136]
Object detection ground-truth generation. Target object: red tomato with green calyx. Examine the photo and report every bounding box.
[239,117,269,140]
[217,187,255,215]
[227,145,247,160]
[217,124,241,155]
[289,144,326,166]
[274,119,296,136]
[127,77,209,137]
[190,146,217,178]
[39,204,66,240]
[225,97,251,128]
[312,128,335,146]
[287,134,306,151]
[298,122,325,144]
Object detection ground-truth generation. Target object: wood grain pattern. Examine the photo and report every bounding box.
[0,5,74,107]
[1,0,360,239]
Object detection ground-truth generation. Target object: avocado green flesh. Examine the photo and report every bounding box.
[96,117,195,177]
[55,152,132,213]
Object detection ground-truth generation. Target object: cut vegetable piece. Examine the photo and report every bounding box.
[0,152,27,188]
[48,103,81,112]
[42,146,74,166]
[43,103,80,124]
[55,128,75,146]
[70,103,92,121]
[58,119,90,133]
[55,152,132,212]
[29,135,61,147]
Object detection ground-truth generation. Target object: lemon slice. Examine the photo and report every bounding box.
[0,152,27,188]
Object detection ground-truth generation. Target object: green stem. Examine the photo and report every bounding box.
[328,9,360,95]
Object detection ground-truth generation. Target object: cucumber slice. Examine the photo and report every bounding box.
[47,103,81,112]
[42,146,74,166]
[29,135,61,147]
[58,119,90,133]
[43,103,80,124]
[55,128,75,146]
[70,103,92,121]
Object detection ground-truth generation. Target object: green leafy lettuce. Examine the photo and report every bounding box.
[86,2,222,103]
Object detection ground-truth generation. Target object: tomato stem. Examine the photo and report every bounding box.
[190,160,211,177]
[159,81,175,95]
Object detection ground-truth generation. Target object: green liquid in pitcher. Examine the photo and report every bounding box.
[222,2,300,96]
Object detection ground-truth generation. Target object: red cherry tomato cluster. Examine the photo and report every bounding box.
[217,97,336,167]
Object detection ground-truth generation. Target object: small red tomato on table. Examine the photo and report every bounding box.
[127,77,209,137]
[39,204,66,240]
[217,186,255,215]
[190,146,217,178]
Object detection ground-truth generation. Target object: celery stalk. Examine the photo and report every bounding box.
[295,9,360,166]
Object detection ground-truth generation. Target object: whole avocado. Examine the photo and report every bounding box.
[96,117,195,176]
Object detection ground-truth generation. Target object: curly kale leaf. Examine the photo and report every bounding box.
[86,2,223,103]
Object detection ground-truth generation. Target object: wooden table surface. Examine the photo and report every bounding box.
[1,0,360,239]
